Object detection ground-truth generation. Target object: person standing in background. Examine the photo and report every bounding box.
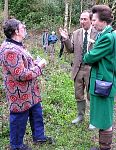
[48,31,58,63]
[42,29,49,54]
[59,10,97,130]
[59,36,65,59]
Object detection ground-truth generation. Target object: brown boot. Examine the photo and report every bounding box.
[99,129,113,150]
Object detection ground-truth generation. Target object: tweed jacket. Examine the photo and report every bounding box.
[64,27,97,80]
[0,39,42,112]
[84,26,116,97]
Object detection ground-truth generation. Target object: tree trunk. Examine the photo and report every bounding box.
[68,1,72,32]
[4,0,8,22]
[80,0,83,12]
[64,0,69,29]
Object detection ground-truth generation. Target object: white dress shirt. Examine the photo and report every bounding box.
[83,26,92,52]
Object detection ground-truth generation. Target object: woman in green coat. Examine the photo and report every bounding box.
[83,5,116,150]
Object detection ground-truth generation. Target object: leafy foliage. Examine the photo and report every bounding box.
[1,0,116,29]
[8,0,65,30]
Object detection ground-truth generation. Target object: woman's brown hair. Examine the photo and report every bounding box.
[92,5,114,24]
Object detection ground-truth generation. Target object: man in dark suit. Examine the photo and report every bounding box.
[59,10,97,129]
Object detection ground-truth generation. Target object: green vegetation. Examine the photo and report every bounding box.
[9,0,66,30]
[0,1,116,149]
[0,0,116,31]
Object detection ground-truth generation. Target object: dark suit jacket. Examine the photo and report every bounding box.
[64,27,97,80]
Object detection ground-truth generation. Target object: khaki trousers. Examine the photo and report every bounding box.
[74,64,90,101]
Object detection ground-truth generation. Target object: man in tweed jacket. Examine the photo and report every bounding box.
[59,10,97,129]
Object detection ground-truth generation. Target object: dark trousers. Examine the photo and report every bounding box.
[59,42,64,58]
[10,103,45,149]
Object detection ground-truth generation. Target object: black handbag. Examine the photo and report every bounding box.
[94,80,113,97]
[94,31,115,97]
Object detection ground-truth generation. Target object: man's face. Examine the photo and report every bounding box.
[80,12,91,30]
[92,13,105,31]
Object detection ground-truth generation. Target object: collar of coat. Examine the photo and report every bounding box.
[98,25,113,38]
[6,38,23,46]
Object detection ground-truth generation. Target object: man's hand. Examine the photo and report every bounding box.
[59,27,69,40]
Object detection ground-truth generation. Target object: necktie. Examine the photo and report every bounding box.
[82,31,88,60]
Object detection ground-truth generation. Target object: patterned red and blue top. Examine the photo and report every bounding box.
[0,39,42,112]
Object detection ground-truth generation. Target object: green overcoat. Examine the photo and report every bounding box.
[83,26,116,129]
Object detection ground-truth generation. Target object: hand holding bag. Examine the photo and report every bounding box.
[94,32,115,97]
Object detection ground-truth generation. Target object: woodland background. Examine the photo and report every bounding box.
[0,0,116,150]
